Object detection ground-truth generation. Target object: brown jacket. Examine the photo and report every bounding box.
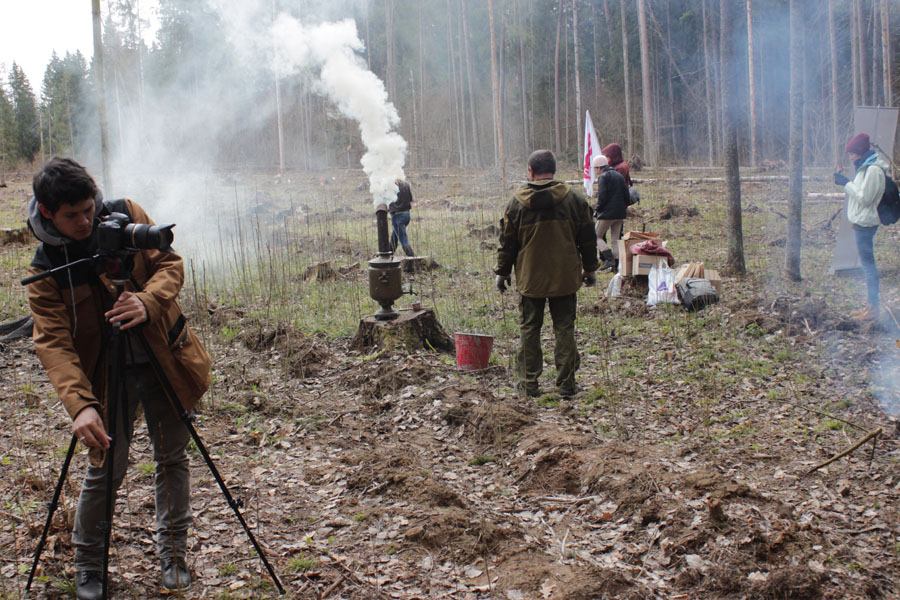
[27,199,211,427]
[496,178,598,298]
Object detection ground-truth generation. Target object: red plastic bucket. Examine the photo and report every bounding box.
[454,332,494,371]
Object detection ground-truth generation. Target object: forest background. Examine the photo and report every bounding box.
[0,0,897,177]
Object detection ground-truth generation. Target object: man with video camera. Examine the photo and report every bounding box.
[25,157,210,599]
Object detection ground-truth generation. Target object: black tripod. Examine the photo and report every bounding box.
[22,257,285,598]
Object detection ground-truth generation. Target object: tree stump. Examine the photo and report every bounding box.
[303,261,337,282]
[399,256,441,273]
[351,308,453,352]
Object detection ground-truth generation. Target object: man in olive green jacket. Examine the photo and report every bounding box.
[495,150,598,397]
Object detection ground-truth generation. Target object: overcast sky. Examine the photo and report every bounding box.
[0,1,158,94]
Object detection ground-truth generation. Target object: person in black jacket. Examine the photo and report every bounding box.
[389,178,415,256]
[592,154,629,272]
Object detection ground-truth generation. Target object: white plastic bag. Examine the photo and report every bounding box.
[647,259,679,306]
[606,273,623,298]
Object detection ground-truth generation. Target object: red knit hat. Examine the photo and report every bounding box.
[845,133,870,155]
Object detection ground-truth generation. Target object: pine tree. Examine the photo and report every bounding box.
[9,63,40,163]
[0,77,16,166]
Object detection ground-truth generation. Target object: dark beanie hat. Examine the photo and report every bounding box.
[845,133,870,155]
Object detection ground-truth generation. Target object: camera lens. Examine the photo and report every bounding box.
[124,223,175,251]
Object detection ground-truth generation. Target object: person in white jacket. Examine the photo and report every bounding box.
[834,133,884,320]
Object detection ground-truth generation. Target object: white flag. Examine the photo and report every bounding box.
[582,110,600,197]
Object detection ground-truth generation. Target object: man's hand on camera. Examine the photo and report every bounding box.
[73,406,111,450]
[105,291,148,330]
[496,274,511,293]
[582,270,597,287]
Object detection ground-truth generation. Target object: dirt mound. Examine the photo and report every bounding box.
[238,322,329,378]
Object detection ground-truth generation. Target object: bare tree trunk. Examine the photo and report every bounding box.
[603,0,615,66]
[462,1,482,167]
[747,0,758,167]
[92,0,111,192]
[785,0,804,281]
[851,0,861,106]
[409,68,418,169]
[593,3,601,108]
[386,0,395,100]
[720,0,745,275]
[418,1,425,162]
[882,0,892,106]
[489,0,506,188]
[665,3,677,153]
[828,1,841,166]
[447,0,463,166]
[516,0,530,155]
[856,0,869,105]
[573,0,582,158]
[871,0,879,104]
[554,0,563,155]
[637,0,656,164]
[453,0,469,167]
[620,0,633,154]
[564,4,570,151]
[702,0,715,166]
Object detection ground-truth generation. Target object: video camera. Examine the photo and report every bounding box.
[97,212,175,253]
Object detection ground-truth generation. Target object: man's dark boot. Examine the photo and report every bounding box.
[402,244,415,257]
[75,570,103,600]
[161,557,192,591]
[599,249,616,272]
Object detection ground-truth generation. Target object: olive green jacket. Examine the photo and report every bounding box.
[495,178,598,298]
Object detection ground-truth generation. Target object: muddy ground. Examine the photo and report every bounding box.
[2,168,900,599]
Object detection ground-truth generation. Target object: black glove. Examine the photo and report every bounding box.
[833,172,850,186]
[496,274,511,293]
[582,270,597,287]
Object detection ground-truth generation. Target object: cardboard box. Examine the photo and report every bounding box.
[617,231,662,276]
[705,269,721,294]
[632,255,668,276]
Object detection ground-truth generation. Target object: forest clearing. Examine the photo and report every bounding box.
[3,0,900,598]
[2,164,899,599]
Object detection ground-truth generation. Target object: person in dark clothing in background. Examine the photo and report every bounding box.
[602,142,632,186]
[389,178,415,256]
[495,150,598,398]
[592,154,629,272]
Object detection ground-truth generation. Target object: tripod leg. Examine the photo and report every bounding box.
[100,322,125,600]
[26,435,78,591]
[135,331,285,594]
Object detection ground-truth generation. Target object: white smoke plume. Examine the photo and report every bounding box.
[270,15,407,209]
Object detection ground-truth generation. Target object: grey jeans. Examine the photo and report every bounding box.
[73,365,191,570]
[595,219,624,255]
